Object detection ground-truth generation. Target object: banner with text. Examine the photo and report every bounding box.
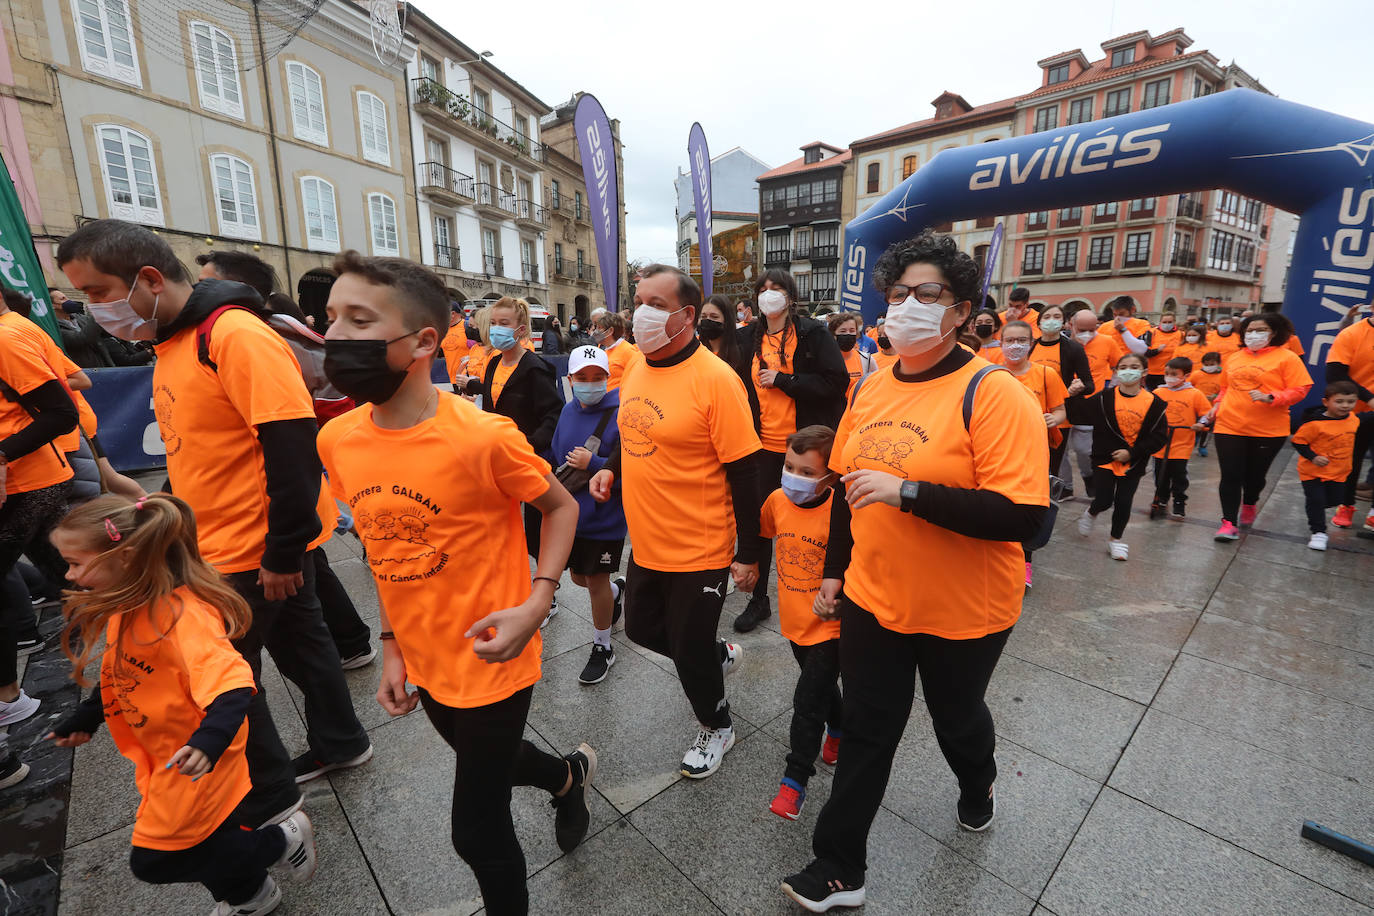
[688,122,713,297]
[574,94,621,312]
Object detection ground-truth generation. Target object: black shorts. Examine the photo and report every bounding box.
[566,536,624,576]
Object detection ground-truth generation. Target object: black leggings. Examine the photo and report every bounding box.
[753,449,787,600]
[129,814,286,905]
[1341,419,1374,505]
[0,482,69,685]
[1089,469,1143,539]
[785,639,842,787]
[419,685,568,916]
[1213,434,1288,523]
[1302,479,1345,533]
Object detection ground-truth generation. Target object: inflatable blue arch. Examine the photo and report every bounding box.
[841,88,1374,402]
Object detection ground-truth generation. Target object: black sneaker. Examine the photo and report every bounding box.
[0,752,30,790]
[611,575,625,627]
[551,743,596,853]
[16,628,42,657]
[733,594,771,633]
[780,860,866,912]
[1171,501,1186,520]
[578,644,616,685]
[292,745,373,784]
[1149,502,1166,520]
[957,784,996,832]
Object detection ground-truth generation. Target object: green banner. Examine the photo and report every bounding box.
[0,153,62,347]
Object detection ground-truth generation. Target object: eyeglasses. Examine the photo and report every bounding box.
[885,282,955,305]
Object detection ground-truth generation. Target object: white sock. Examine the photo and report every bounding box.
[610,581,620,601]
[593,627,612,649]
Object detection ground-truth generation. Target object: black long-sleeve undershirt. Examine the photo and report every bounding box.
[51,684,254,768]
[0,380,78,459]
[910,482,1047,542]
[822,481,853,579]
[258,418,323,574]
[725,452,761,565]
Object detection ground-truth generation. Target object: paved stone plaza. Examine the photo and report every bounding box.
[4,448,1373,915]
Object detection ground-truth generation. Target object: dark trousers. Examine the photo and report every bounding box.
[753,449,787,601]
[1341,419,1374,505]
[1302,479,1345,533]
[227,559,369,825]
[312,547,370,657]
[623,557,732,730]
[1090,468,1143,539]
[1152,457,1190,505]
[785,639,842,787]
[419,685,567,916]
[129,814,286,905]
[0,568,30,684]
[0,482,69,685]
[1048,435,1071,490]
[1195,429,1210,451]
[1214,434,1288,523]
[812,597,1012,876]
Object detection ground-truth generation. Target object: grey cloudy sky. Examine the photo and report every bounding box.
[433,0,1372,264]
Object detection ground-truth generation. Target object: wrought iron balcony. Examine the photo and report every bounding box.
[411,77,544,162]
[418,161,474,203]
[515,198,548,228]
[1026,212,1050,230]
[522,260,539,283]
[576,263,597,284]
[435,243,459,270]
[810,245,839,261]
[474,181,515,216]
[1177,197,1204,220]
[483,254,504,275]
[764,251,790,267]
[811,288,837,302]
[791,247,812,260]
[545,187,564,211]
[1170,249,1198,268]
[553,259,571,278]
[1021,263,1044,276]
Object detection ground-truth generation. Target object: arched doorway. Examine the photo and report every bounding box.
[574,294,590,321]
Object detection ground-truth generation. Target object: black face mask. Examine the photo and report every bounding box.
[835,333,857,352]
[63,304,86,315]
[877,335,890,350]
[974,324,994,339]
[323,331,418,404]
[697,318,725,341]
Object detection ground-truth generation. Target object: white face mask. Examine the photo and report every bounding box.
[88,275,159,341]
[633,302,688,354]
[1217,323,1233,335]
[1185,335,1200,344]
[1002,342,1031,362]
[757,289,788,318]
[1074,330,1095,344]
[1202,364,1222,374]
[1164,375,1185,389]
[883,295,957,357]
[1244,330,1271,351]
[1159,322,1175,332]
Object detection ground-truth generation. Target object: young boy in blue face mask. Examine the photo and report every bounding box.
[761,424,843,821]
[553,345,627,685]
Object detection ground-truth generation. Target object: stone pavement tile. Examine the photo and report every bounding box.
[1206,556,1374,656]
[522,819,719,915]
[628,729,1035,915]
[983,655,1145,782]
[1012,578,1201,703]
[327,711,618,916]
[326,555,380,625]
[1182,613,1374,709]
[1031,523,1224,610]
[1040,788,1371,916]
[1152,654,1374,781]
[881,714,1100,897]
[1235,524,1374,583]
[1109,709,1374,907]
[58,784,386,916]
[321,529,364,564]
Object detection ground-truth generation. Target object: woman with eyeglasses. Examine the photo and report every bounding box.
[780,230,1048,913]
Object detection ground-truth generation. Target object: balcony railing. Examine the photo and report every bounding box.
[792,247,812,260]
[522,260,539,283]
[577,264,597,284]
[1058,212,1082,228]
[574,204,588,223]
[811,288,837,302]
[435,243,459,270]
[545,188,563,211]
[418,161,475,200]
[1021,263,1044,276]
[411,77,544,162]
[474,182,516,215]
[764,251,790,267]
[1026,212,1049,230]
[1123,253,1151,268]
[515,198,548,226]
[1092,208,1118,224]
[1052,260,1077,274]
[483,254,503,275]
[553,259,570,278]
[1170,249,1198,268]
[1177,197,1204,220]
[1087,257,1113,270]
[810,244,839,261]
[1129,202,1156,219]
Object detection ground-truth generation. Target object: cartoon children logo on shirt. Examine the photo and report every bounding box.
[1227,364,1265,392]
[152,385,181,456]
[103,663,149,729]
[617,399,659,458]
[775,537,824,593]
[355,507,436,563]
[854,431,918,474]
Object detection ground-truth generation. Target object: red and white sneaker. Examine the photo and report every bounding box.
[1332,505,1355,529]
[769,779,805,820]
[1239,504,1258,527]
[1214,521,1241,542]
[1024,561,1033,589]
[821,731,840,766]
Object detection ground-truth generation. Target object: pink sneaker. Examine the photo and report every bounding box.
[1332,505,1355,529]
[1024,561,1033,589]
[1239,504,1257,527]
[1214,521,1240,542]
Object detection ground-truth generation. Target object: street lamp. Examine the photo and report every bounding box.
[453,51,494,65]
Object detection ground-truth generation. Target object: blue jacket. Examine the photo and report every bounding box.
[551,388,626,539]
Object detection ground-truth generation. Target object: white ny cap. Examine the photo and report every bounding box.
[568,344,609,375]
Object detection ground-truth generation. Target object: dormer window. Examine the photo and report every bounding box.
[1046,63,1070,85]
[1110,47,1135,68]
[804,147,820,164]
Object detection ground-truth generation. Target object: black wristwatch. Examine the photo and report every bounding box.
[899,480,920,514]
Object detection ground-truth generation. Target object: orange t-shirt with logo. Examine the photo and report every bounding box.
[1100,389,1157,476]
[833,355,1048,638]
[1292,413,1362,482]
[1012,362,1067,444]
[1327,319,1374,409]
[753,328,799,452]
[978,343,1005,364]
[440,326,467,385]
[0,315,73,494]
[0,311,96,450]
[319,393,550,707]
[1213,346,1313,438]
[1173,342,1209,370]
[1080,332,1125,395]
[1152,385,1212,459]
[842,347,865,401]
[1146,326,1183,376]
[1029,339,1063,377]
[101,588,255,850]
[1213,333,1244,361]
[1099,316,1152,352]
[759,488,839,646]
[1189,367,1225,401]
[619,344,761,571]
[604,339,643,391]
[491,360,517,404]
[152,309,326,573]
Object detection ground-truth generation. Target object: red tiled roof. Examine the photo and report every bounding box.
[851,95,1021,147]
[757,148,852,181]
[1037,48,1088,67]
[1021,48,1217,100]
[1100,30,1149,48]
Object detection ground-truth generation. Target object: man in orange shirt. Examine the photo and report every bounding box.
[1325,310,1374,530]
[1097,297,1152,360]
[58,220,369,828]
[1144,311,1183,390]
[590,264,762,780]
[999,287,1039,338]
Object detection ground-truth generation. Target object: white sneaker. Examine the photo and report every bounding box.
[1108,540,1129,561]
[720,640,743,677]
[0,690,39,727]
[1308,532,1329,551]
[273,811,317,882]
[680,726,736,779]
[339,645,376,670]
[541,597,559,629]
[1078,508,1095,537]
[211,876,281,915]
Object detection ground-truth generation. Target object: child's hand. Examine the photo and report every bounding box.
[1191,422,1209,431]
[1111,448,1131,463]
[589,470,614,503]
[565,446,592,470]
[1314,455,1330,467]
[813,578,843,620]
[47,730,91,748]
[166,746,210,778]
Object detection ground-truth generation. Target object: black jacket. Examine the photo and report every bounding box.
[483,348,561,458]
[740,314,848,432]
[1089,387,1169,477]
[1032,334,1096,425]
[57,312,114,368]
[710,328,762,434]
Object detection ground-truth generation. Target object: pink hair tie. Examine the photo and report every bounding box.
[134,497,148,510]
[103,518,121,542]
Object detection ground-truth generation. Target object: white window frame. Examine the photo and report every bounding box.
[209,153,259,240]
[300,176,339,252]
[189,21,243,119]
[434,215,453,267]
[95,124,162,224]
[368,192,399,256]
[356,91,390,165]
[285,61,328,145]
[73,0,140,86]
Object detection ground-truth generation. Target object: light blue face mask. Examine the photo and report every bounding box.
[571,380,607,406]
[1116,368,1144,384]
[780,469,828,505]
[489,325,518,351]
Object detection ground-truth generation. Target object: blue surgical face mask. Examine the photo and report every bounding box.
[489,325,518,351]
[571,380,607,406]
[1116,368,1144,384]
[781,469,828,505]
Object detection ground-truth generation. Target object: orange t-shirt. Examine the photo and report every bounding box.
[152,309,326,573]
[1011,362,1067,444]
[604,339,643,391]
[753,328,799,452]
[998,306,1040,339]
[834,355,1048,638]
[491,360,517,404]
[1153,385,1212,459]
[1213,346,1313,438]
[1292,413,1363,482]
[873,350,898,370]
[319,393,550,707]
[978,343,1005,364]
[1080,332,1125,395]
[1100,389,1157,476]
[1029,339,1063,377]
[0,311,96,450]
[440,326,467,385]
[101,589,255,850]
[841,347,865,401]
[1327,319,1374,409]
[1189,367,1225,401]
[0,315,73,494]
[1213,332,1244,361]
[619,343,761,571]
[759,488,839,646]
[465,346,491,386]
[1285,335,1305,357]
[1173,342,1209,370]
[1099,316,1152,352]
[1146,327,1183,376]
